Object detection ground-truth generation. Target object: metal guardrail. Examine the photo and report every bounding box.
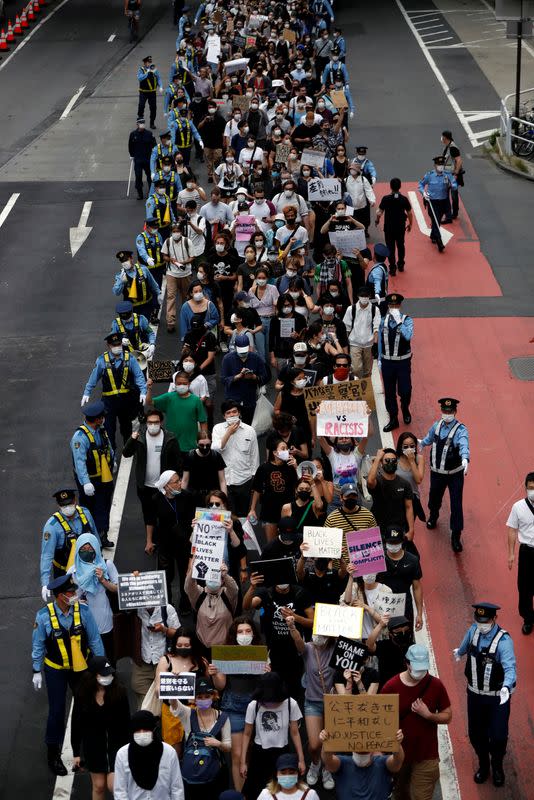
[500,87,534,154]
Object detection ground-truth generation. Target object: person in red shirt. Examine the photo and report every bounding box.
[381,643,452,800]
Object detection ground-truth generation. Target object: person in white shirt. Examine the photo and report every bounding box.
[181,200,206,258]
[223,111,242,148]
[346,161,376,235]
[342,286,380,378]
[114,711,185,800]
[130,601,180,708]
[238,136,265,172]
[212,401,260,517]
[507,471,534,635]
[248,187,276,234]
[161,223,194,334]
[272,180,309,223]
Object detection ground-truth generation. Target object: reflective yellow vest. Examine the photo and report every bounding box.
[173,116,192,149]
[101,350,131,396]
[125,264,150,307]
[44,602,89,671]
[115,313,142,350]
[78,424,113,480]
[52,507,91,571]
[140,229,165,265]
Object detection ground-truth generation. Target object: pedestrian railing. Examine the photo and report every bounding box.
[500,87,534,156]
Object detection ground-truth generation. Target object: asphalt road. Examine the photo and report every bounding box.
[0,0,533,798]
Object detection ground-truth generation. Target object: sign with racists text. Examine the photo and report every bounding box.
[316,400,369,438]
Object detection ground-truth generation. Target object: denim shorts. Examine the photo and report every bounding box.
[221,691,251,734]
[304,699,324,717]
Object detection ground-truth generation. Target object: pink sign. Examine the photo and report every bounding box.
[235,214,256,241]
[346,527,386,577]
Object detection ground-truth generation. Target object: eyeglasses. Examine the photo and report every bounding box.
[383,459,397,465]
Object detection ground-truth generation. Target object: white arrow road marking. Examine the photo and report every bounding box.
[69,201,93,257]
[60,86,86,120]
[408,191,454,246]
[0,193,20,230]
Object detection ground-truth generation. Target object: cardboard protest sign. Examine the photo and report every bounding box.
[191,518,225,582]
[330,90,348,109]
[212,10,223,24]
[346,528,387,577]
[118,571,168,610]
[283,28,296,43]
[375,592,406,617]
[304,379,375,415]
[149,359,176,382]
[303,526,343,559]
[323,694,399,752]
[212,645,268,675]
[249,557,297,587]
[279,318,295,338]
[300,148,326,169]
[159,671,196,700]
[232,94,250,113]
[275,143,291,163]
[316,400,369,438]
[225,58,249,75]
[329,636,369,672]
[313,603,363,640]
[240,517,261,552]
[308,178,342,202]
[329,228,367,257]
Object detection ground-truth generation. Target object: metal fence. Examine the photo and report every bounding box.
[500,87,534,156]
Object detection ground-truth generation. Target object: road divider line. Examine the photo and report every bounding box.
[0,193,20,229]
[0,0,72,74]
[60,86,86,120]
[408,191,431,236]
[108,33,116,42]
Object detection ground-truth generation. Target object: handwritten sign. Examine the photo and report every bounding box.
[225,57,249,75]
[329,636,369,672]
[301,148,326,169]
[275,143,291,164]
[323,694,399,753]
[192,519,225,582]
[149,359,176,383]
[235,215,256,241]
[283,28,296,43]
[313,603,363,640]
[159,671,196,700]
[212,645,268,675]
[117,571,168,610]
[303,526,343,558]
[375,592,406,617]
[316,400,369,438]
[247,14,266,30]
[329,229,367,257]
[308,178,342,202]
[330,90,348,109]
[245,35,257,49]
[232,94,250,113]
[346,528,386,577]
[304,379,375,415]
[279,317,295,338]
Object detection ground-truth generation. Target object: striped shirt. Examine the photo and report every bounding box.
[325,506,378,563]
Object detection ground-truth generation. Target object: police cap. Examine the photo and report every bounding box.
[142,55,152,63]
[472,602,500,622]
[52,489,76,504]
[439,397,459,411]
[356,145,367,154]
[386,293,404,305]
[83,400,106,419]
[116,250,133,262]
[146,217,158,227]
[161,156,173,166]
[160,131,171,139]
[137,117,145,125]
[374,242,390,260]
[154,179,167,188]
[47,574,77,594]
[116,300,133,314]
[105,331,123,345]
[433,156,445,165]
[331,46,340,56]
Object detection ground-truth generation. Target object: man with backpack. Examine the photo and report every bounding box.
[343,287,380,378]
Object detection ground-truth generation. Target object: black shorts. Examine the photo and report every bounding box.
[137,485,157,526]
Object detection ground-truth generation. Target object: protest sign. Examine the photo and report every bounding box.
[212,10,223,24]
[329,228,367,257]
[304,378,375,415]
[248,14,266,29]
[316,400,369,438]
[212,645,268,675]
[313,603,363,639]
[159,672,196,700]
[225,58,249,75]
[330,90,348,109]
[232,94,250,113]
[323,695,399,752]
[118,571,168,610]
[346,528,386,577]
[194,507,232,524]
[329,637,369,672]
[191,518,225,582]
[279,318,295,338]
[245,35,257,49]
[283,28,296,43]
[302,368,317,387]
[240,517,261,552]
[235,215,257,242]
[300,148,326,168]
[308,178,342,202]
[275,143,291,163]
[303,526,343,559]
[249,557,297,587]
[149,359,175,383]
[375,592,406,617]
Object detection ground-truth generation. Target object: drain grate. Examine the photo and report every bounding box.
[509,357,534,381]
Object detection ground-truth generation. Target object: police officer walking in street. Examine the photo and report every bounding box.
[137,55,163,129]
[40,489,98,602]
[136,217,166,287]
[128,118,156,200]
[111,300,155,354]
[378,292,413,432]
[418,156,456,252]
[113,250,161,323]
[32,573,104,776]
[454,602,516,787]
[70,400,115,549]
[365,242,390,315]
[420,397,469,553]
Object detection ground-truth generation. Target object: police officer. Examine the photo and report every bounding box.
[454,602,516,787]
[418,156,457,252]
[128,117,156,200]
[70,401,115,549]
[111,300,155,354]
[40,489,98,601]
[164,72,188,115]
[32,573,104,775]
[146,179,175,243]
[81,332,147,451]
[150,130,178,176]
[136,217,166,287]
[352,145,377,184]
[149,155,182,217]
[168,106,204,166]
[420,397,470,553]
[378,293,413,432]
[137,55,163,129]
[113,250,161,323]
[366,242,390,315]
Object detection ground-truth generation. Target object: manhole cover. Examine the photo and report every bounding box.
[509,357,534,381]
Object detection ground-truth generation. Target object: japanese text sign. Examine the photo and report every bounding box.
[117,571,168,610]
[323,694,399,752]
[159,672,196,700]
[304,379,375,415]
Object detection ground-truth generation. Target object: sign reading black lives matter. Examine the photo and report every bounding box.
[117,571,168,610]
[329,636,369,672]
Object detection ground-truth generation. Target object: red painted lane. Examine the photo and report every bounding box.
[398,318,534,800]
[372,182,502,299]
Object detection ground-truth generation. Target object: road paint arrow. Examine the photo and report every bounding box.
[408,191,453,246]
[69,201,93,257]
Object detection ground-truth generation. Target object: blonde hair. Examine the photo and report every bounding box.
[266,778,308,795]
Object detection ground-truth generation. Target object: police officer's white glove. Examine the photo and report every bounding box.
[81,395,90,406]
[147,257,155,267]
[140,394,147,405]
[146,344,155,359]
[83,482,95,497]
[499,687,510,705]
[349,112,354,119]
[375,294,381,302]
[462,458,469,476]
[157,292,163,304]
[32,672,43,691]
[122,337,130,347]
[41,586,51,603]
[159,87,163,94]
[120,269,128,283]
[423,190,429,200]
[452,648,460,662]
[199,141,205,150]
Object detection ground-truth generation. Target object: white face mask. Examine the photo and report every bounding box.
[403,446,416,455]
[225,415,240,426]
[441,413,455,423]
[110,346,123,356]
[157,187,166,195]
[196,271,205,281]
[294,356,307,365]
[352,753,371,767]
[289,291,300,300]
[175,384,189,395]
[527,489,534,501]
[409,668,427,681]
[97,675,114,686]
[236,633,254,646]
[215,244,225,253]
[323,305,334,316]
[60,504,76,518]
[476,621,494,634]
[359,298,370,307]
[294,379,307,389]
[436,165,444,173]
[183,361,195,373]
[386,543,403,554]
[276,584,289,591]
[193,291,204,302]
[172,233,181,241]
[282,306,293,315]
[284,189,294,198]
[147,423,161,435]
[256,278,267,287]
[187,182,195,189]
[276,449,290,461]
[133,732,153,747]
[363,573,377,584]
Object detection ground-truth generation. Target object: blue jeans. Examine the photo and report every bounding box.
[255,316,272,362]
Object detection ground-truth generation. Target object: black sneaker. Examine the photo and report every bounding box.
[426,519,437,530]
[492,766,505,787]
[451,532,463,553]
[390,266,397,276]
[437,241,445,252]
[398,264,405,272]
[474,766,489,784]
[403,411,412,424]
[48,752,68,777]
[521,621,533,635]
[383,419,399,433]
[101,536,114,549]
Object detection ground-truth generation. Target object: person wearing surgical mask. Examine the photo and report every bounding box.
[506,471,534,635]
[114,710,185,799]
[418,155,457,252]
[178,277,220,339]
[146,369,208,453]
[318,431,369,513]
[246,267,279,362]
[268,294,307,372]
[381,643,452,799]
[220,332,269,425]
[185,559,238,649]
[260,752,321,800]
[274,367,313,453]
[181,435,227,507]
[71,655,130,794]
[367,448,415,552]
[396,432,426,533]
[248,438,299,542]
[341,563,391,638]
[342,286,380,379]
[376,526,423,633]
[323,483,377,563]
[319,726,405,797]
[377,292,414,433]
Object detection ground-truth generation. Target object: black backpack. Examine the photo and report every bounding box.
[181,710,228,784]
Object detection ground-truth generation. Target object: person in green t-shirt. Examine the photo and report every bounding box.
[146,371,208,452]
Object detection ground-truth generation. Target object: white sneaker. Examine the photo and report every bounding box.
[219,341,228,353]
[322,768,335,790]
[306,761,321,786]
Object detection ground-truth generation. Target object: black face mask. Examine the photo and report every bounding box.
[198,444,211,455]
[383,460,398,474]
[390,630,412,648]
[175,647,192,657]
[297,490,311,501]
[337,444,353,453]
[315,558,329,572]
[343,497,358,511]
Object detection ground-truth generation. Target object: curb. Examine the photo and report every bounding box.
[485,140,534,182]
